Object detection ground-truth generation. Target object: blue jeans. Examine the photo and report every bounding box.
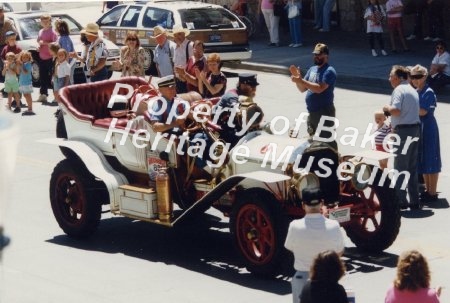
[322,0,336,31]
[291,270,309,303]
[314,0,325,27]
[393,125,420,205]
[288,16,302,44]
[90,66,108,82]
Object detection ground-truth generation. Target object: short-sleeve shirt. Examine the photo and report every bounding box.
[386,0,403,18]
[58,35,75,63]
[173,39,193,68]
[149,96,186,124]
[374,122,392,146]
[0,44,22,60]
[185,55,207,92]
[284,213,345,271]
[431,51,450,75]
[86,38,108,70]
[19,61,32,86]
[38,27,58,60]
[364,4,385,33]
[390,81,420,128]
[204,72,227,98]
[154,39,176,77]
[385,285,440,303]
[57,61,71,78]
[419,85,436,121]
[304,63,337,112]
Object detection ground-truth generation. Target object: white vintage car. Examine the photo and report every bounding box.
[44,77,401,276]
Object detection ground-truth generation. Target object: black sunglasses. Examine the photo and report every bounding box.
[410,75,425,80]
[436,46,444,50]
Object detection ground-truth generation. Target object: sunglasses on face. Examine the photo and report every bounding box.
[410,75,425,80]
[436,46,444,50]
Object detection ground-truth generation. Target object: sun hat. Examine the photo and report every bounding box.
[81,23,99,36]
[170,24,190,37]
[151,25,167,38]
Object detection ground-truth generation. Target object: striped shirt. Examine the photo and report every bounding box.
[374,123,392,146]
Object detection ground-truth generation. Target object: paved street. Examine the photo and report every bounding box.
[1,2,450,303]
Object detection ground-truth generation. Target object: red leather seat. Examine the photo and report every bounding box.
[59,77,149,128]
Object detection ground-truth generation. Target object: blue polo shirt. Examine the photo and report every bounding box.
[390,81,420,128]
[304,63,336,112]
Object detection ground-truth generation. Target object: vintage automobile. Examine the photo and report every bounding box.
[44,77,401,277]
[5,11,121,85]
[96,0,252,75]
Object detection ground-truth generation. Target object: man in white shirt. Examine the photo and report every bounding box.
[428,41,450,92]
[171,24,193,94]
[284,187,345,303]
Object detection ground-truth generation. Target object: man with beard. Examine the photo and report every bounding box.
[289,43,337,150]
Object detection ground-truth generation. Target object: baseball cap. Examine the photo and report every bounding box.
[238,73,259,86]
[302,188,323,206]
[312,43,329,55]
[157,75,175,88]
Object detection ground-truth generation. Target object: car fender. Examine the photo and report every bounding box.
[40,138,128,210]
[173,171,290,224]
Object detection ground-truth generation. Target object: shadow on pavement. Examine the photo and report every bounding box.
[401,208,435,218]
[343,247,398,275]
[46,212,292,295]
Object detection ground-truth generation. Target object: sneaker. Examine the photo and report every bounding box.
[37,94,47,103]
[432,37,442,42]
[423,36,432,41]
[268,42,276,46]
[292,43,303,47]
[289,43,294,47]
[13,106,21,113]
[22,110,36,116]
[406,34,416,40]
[381,50,388,56]
[372,49,378,57]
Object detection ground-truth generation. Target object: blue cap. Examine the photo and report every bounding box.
[238,73,259,86]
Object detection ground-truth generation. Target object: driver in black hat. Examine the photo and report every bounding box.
[213,72,260,147]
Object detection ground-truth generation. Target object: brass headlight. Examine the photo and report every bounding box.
[349,160,372,191]
[291,172,320,199]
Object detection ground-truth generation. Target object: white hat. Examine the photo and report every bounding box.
[81,23,99,36]
[170,24,190,37]
[157,75,175,88]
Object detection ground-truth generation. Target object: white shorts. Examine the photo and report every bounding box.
[19,84,33,94]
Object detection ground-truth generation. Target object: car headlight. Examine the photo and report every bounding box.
[291,172,320,199]
[108,49,120,57]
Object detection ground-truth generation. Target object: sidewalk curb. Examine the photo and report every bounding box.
[225,61,392,94]
[225,61,450,99]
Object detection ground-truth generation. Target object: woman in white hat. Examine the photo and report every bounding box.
[81,23,109,82]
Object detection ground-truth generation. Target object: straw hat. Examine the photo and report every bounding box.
[151,25,167,38]
[170,24,190,37]
[81,23,99,36]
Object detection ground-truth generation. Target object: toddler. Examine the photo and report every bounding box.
[373,111,392,169]
[17,51,35,116]
[2,52,21,113]
[364,0,387,57]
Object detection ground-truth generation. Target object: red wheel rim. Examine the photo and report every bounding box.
[54,174,87,227]
[235,204,276,265]
[351,186,382,234]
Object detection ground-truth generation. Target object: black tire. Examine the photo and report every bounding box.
[49,159,102,238]
[343,169,401,252]
[230,189,289,277]
[31,57,40,87]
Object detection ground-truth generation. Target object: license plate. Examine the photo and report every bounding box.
[209,34,222,42]
[328,207,351,223]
